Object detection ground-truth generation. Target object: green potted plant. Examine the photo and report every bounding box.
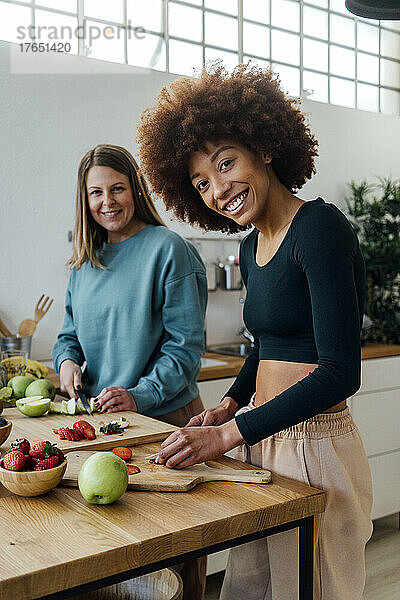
[345,177,400,345]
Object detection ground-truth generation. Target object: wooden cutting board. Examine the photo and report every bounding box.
[61,446,272,492]
[2,399,176,455]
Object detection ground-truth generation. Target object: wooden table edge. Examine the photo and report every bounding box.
[0,486,325,600]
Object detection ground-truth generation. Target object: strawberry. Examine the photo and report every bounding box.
[73,420,96,441]
[127,464,141,475]
[73,428,84,441]
[56,448,65,463]
[3,451,26,471]
[11,438,30,455]
[112,447,132,461]
[29,441,58,460]
[34,455,60,471]
[23,454,35,470]
[67,427,81,441]
[56,426,82,441]
[54,427,67,439]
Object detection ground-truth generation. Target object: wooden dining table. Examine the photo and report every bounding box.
[0,439,325,600]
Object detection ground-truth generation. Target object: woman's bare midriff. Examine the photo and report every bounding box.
[254,359,347,412]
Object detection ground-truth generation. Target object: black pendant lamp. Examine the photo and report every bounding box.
[345,0,400,19]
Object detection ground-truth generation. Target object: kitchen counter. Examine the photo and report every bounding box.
[0,439,324,600]
[361,342,400,360]
[199,343,400,381]
[44,355,243,388]
[45,343,400,388]
[198,353,245,381]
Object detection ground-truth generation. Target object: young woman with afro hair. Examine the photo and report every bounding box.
[137,64,373,600]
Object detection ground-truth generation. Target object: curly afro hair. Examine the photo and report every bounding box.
[137,63,319,234]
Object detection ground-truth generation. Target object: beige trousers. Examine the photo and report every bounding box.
[220,401,373,600]
[157,395,207,600]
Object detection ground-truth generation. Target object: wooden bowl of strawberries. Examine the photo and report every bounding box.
[0,417,12,447]
[0,439,67,497]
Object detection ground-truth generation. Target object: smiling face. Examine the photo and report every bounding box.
[188,142,272,228]
[86,166,144,244]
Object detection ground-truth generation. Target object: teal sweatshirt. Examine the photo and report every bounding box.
[53,225,207,417]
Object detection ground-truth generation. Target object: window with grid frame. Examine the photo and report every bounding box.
[1,0,399,114]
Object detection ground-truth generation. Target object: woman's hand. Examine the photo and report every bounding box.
[59,359,82,399]
[95,386,137,413]
[158,419,244,469]
[187,396,238,427]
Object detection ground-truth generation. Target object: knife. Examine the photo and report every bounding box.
[75,387,92,416]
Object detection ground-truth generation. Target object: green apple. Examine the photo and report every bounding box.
[60,400,69,414]
[66,398,78,414]
[76,399,86,414]
[25,378,55,400]
[49,399,69,415]
[78,452,129,505]
[49,401,65,414]
[7,375,33,400]
[16,397,51,417]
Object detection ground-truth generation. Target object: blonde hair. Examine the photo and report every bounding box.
[68,144,166,270]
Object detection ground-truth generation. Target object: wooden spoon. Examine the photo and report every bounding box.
[18,319,37,337]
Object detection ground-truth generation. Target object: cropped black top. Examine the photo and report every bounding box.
[227,198,366,446]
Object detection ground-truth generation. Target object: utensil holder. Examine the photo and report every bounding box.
[0,336,32,375]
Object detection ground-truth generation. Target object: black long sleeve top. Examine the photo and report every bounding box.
[227,198,366,446]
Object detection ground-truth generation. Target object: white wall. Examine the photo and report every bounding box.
[1,41,399,359]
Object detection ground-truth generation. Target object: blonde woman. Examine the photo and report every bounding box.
[53,144,208,600]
